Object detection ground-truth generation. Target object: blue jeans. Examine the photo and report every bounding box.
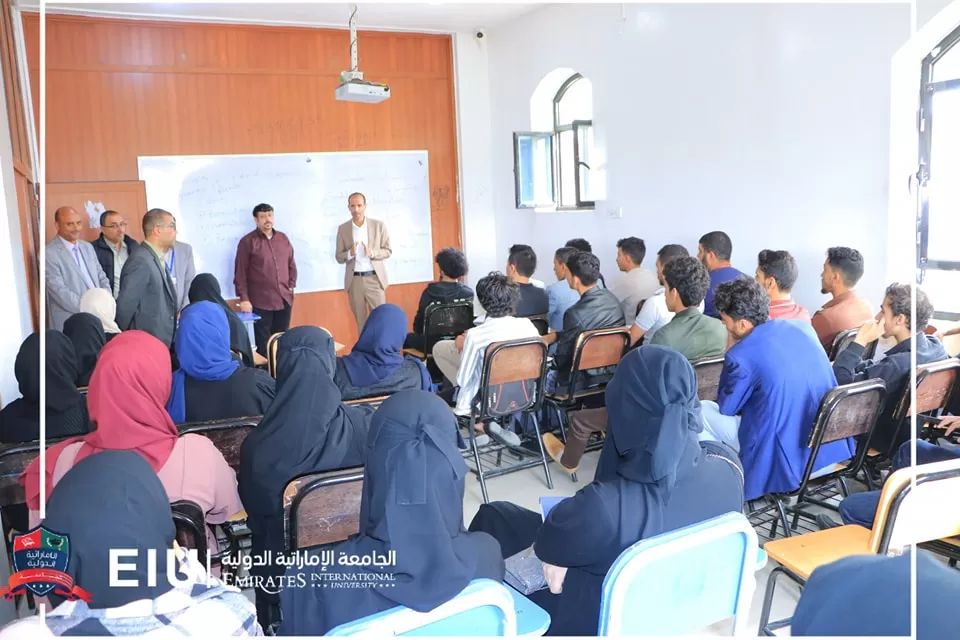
[839,440,960,527]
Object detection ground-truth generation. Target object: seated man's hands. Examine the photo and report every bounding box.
[542,562,568,594]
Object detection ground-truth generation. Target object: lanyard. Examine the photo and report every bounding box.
[165,247,175,277]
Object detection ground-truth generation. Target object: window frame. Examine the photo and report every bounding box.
[513,131,556,209]
[917,24,960,321]
[553,74,594,210]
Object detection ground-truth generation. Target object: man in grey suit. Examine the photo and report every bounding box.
[165,239,196,313]
[46,206,111,331]
[116,209,179,348]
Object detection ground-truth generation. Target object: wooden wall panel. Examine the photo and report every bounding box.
[36,15,462,346]
[44,181,148,245]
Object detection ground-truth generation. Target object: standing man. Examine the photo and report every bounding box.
[116,209,179,348]
[166,239,197,313]
[234,203,298,357]
[336,192,391,331]
[92,209,138,299]
[46,205,111,330]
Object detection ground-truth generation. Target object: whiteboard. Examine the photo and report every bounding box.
[137,151,434,297]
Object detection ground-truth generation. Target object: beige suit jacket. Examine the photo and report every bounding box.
[335,218,391,291]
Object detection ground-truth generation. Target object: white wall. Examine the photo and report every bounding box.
[483,3,911,313]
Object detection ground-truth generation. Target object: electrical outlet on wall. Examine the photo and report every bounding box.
[608,207,623,219]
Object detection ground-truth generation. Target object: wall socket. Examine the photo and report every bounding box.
[608,207,623,219]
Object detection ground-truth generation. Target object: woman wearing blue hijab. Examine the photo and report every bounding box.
[166,301,275,424]
[279,391,504,635]
[469,346,745,636]
[335,303,432,400]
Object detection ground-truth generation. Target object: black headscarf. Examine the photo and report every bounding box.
[188,273,255,367]
[42,450,176,609]
[239,327,372,606]
[279,391,502,635]
[63,313,106,387]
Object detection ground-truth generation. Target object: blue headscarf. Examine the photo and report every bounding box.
[341,304,430,390]
[166,301,240,423]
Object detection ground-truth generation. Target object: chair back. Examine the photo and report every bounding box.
[170,499,209,563]
[598,512,759,636]
[871,457,960,555]
[267,331,284,377]
[475,338,548,421]
[692,356,725,403]
[178,417,260,472]
[883,359,960,456]
[0,441,45,508]
[572,327,631,372]
[828,328,859,361]
[343,395,391,407]
[527,314,549,336]
[326,579,520,636]
[798,379,887,490]
[283,467,364,551]
[421,301,475,355]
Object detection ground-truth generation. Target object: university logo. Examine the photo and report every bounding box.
[0,527,91,601]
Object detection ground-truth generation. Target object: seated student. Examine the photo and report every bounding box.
[469,346,744,636]
[547,247,581,331]
[507,244,549,317]
[279,391,505,635]
[405,248,474,351]
[80,287,121,341]
[565,238,606,288]
[431,272,540,447]
[833,284,948,454]
[21,331,243,555]
[166,301,275,424]
[701,277,854,501]
[811,246,874,351]
[631,244,691,346]
[63,312,106,386]
[548,251,625,394]
[0,332,90,444]
[0,451,260,638]
[792,551,958,638]
[239,327,375,630]
[755,249,810,321]
[188,273,255,367]
[650,256,726,360]
[697,231,746,318]
[336,303,432,400]
[609,237,659,324]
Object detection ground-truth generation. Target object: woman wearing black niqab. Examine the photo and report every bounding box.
[469,345,745,636]
[278,391,504,635]
[188,273,256,367]
[63,312,106,386]
[238,327,374,629]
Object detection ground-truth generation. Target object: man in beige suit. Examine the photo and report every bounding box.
[336,192,392,330]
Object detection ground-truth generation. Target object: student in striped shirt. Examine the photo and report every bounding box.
[432,272,541,447]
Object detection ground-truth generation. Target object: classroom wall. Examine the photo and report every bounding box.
[32,15,464,346]
[485,3,911,314]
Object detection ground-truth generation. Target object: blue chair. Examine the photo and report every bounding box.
[326,578,550,636]
[598,512,761,636]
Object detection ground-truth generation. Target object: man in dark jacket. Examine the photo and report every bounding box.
[91,209,139,299]
[548,251,626,394]
[405,248,474,351]
[833,283,949,454]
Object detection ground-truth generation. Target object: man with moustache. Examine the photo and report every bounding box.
[335,192,392,331]
[92,209,139,299]
[46,205,111,330]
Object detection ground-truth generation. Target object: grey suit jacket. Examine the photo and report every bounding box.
[169,240,196,313]
[46,237,111,331]
[116,242,178,348]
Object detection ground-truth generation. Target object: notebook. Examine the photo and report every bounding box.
[503,496,570,595]
[539,496,566,520]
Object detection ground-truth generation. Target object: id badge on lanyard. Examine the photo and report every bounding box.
[166,248,176,286]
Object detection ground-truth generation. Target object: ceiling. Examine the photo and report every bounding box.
[28,2,543,33]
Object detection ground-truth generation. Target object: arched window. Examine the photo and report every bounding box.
[514,72,594,209]
[917,24,960,321]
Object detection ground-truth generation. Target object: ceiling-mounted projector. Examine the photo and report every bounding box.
[336,5,390,104]
[336,78,390,104]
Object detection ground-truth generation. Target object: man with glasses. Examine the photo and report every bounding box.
[92,210,139,299]
[117,208,180,349]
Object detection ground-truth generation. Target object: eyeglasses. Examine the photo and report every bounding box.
[103,222,128,229]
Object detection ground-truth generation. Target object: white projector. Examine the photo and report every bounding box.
[335,80,390,104]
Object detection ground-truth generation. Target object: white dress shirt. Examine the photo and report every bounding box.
[351,221,374,272]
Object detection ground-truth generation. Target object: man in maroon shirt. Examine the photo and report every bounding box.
[234,203,298,356]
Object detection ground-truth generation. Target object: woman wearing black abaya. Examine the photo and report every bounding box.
[278,391,504,635]
[188,273,256,367]
[63,312,106,386]
[0,332,90,444]
[239,327,375,630]
[469,345,745,636]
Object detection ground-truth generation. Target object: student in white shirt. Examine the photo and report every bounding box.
[432,272,540,447]
[631,244,692,346]
[609,237,660,324]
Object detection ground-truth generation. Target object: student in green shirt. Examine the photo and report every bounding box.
[650,256,727,360]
